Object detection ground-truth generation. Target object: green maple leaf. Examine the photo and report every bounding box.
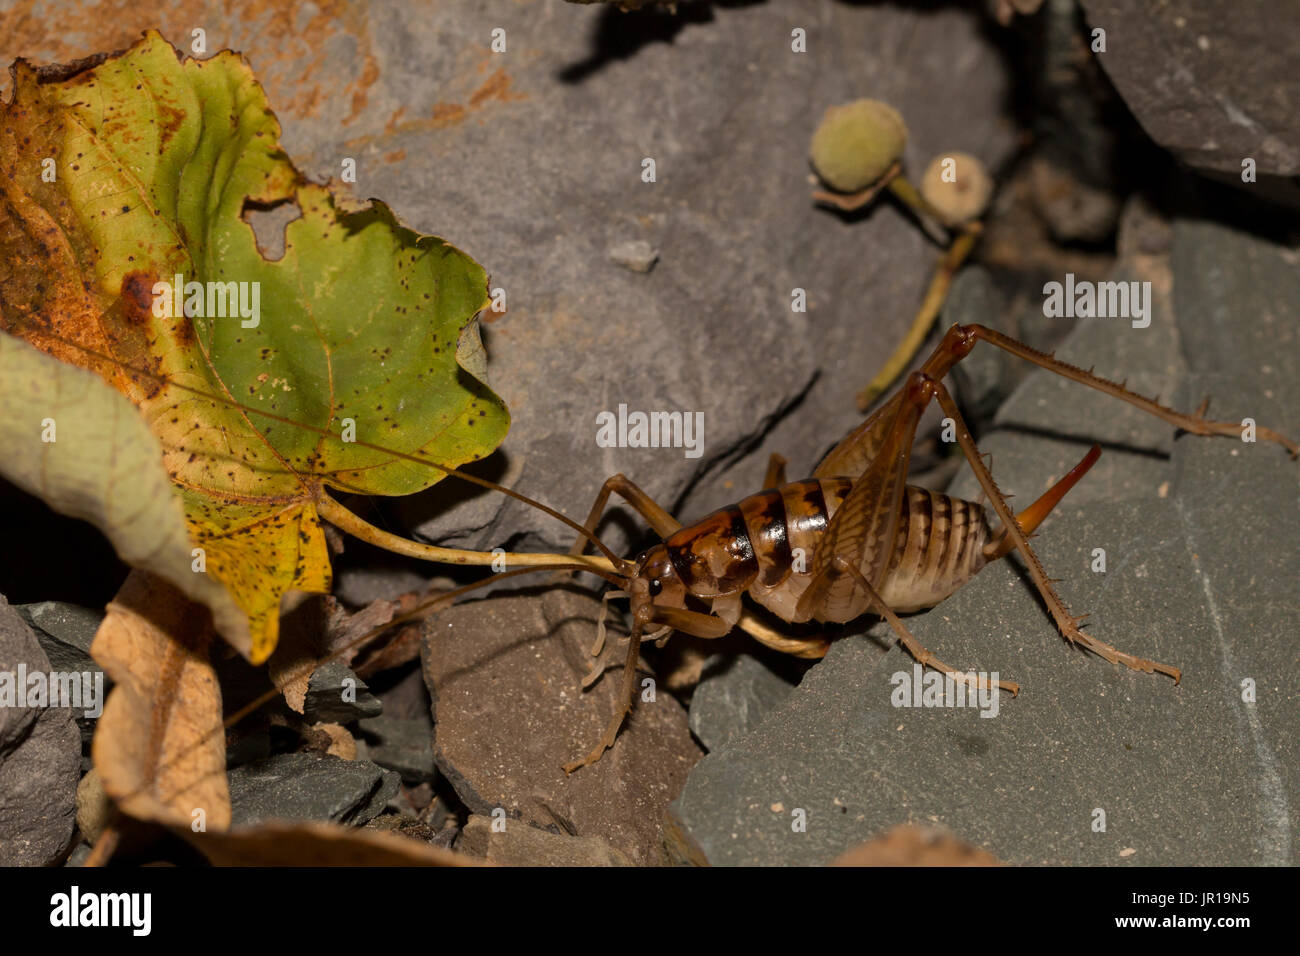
[0,32,509,662]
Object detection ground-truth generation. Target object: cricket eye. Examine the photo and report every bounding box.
[649,579,663,598]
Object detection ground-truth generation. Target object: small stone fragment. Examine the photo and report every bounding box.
[303,659,382,724]
[608,239,658,273]
[227,753,399,827]
[357,714,437,783]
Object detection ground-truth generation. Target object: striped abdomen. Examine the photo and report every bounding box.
[876,486,996,613]
[660,480,995,623]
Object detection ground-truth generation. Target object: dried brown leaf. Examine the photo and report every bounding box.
[90,571,230,831]
[180,819,482,866]
[830,824,1001,866]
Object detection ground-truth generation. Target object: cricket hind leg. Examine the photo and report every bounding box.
[963,324,1298,458]
[827,556,1018,695]
[738,608,831,659]
[929,377,1182,682]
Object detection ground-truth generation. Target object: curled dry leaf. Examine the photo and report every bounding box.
[180,819,482,867]
[91,571,230,832]
[0,334,248,653]
[830,824,1001,866]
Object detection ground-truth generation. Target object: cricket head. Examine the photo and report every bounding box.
[628,543,687,626]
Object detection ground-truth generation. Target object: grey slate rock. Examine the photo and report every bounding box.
[268,0,1015,556]
[1168,218,1300,860]
[666,213,1299,866]
[303,659,383,724]
[1078,1,1300,181]
[0,596,80,866]
[17,602,108,748]
[667,498,1272,865]
[16,602,102,674]
[357,714,436,783]
[228,753,400,828]
[688,655,794,753]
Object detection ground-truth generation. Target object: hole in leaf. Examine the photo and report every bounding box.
[241,197,301,262]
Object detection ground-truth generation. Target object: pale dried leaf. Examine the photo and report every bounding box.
[0,333,249,655]
[181,819,482,866]
[831,824,1001,866]
[91,571,230,830]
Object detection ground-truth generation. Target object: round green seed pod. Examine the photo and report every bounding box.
[919,152,993,226]
[809,99,908,193]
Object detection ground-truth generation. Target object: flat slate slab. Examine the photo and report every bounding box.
[0,597,80,865]
[666,217,1299,865]
[422,588,702,865]
[227,753,400,828]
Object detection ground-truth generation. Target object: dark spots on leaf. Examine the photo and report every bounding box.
[120,205,129,213]
[119,270,159,325]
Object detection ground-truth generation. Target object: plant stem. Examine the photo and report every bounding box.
[856,223,982,411]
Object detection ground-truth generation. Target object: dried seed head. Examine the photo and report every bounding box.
[919,152,993,226]
[809,99,908,193]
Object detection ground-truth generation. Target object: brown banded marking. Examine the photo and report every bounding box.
[663,505,757,597]
[878,486,995,613]
[662,479,854,599]
[656,478,996,627]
